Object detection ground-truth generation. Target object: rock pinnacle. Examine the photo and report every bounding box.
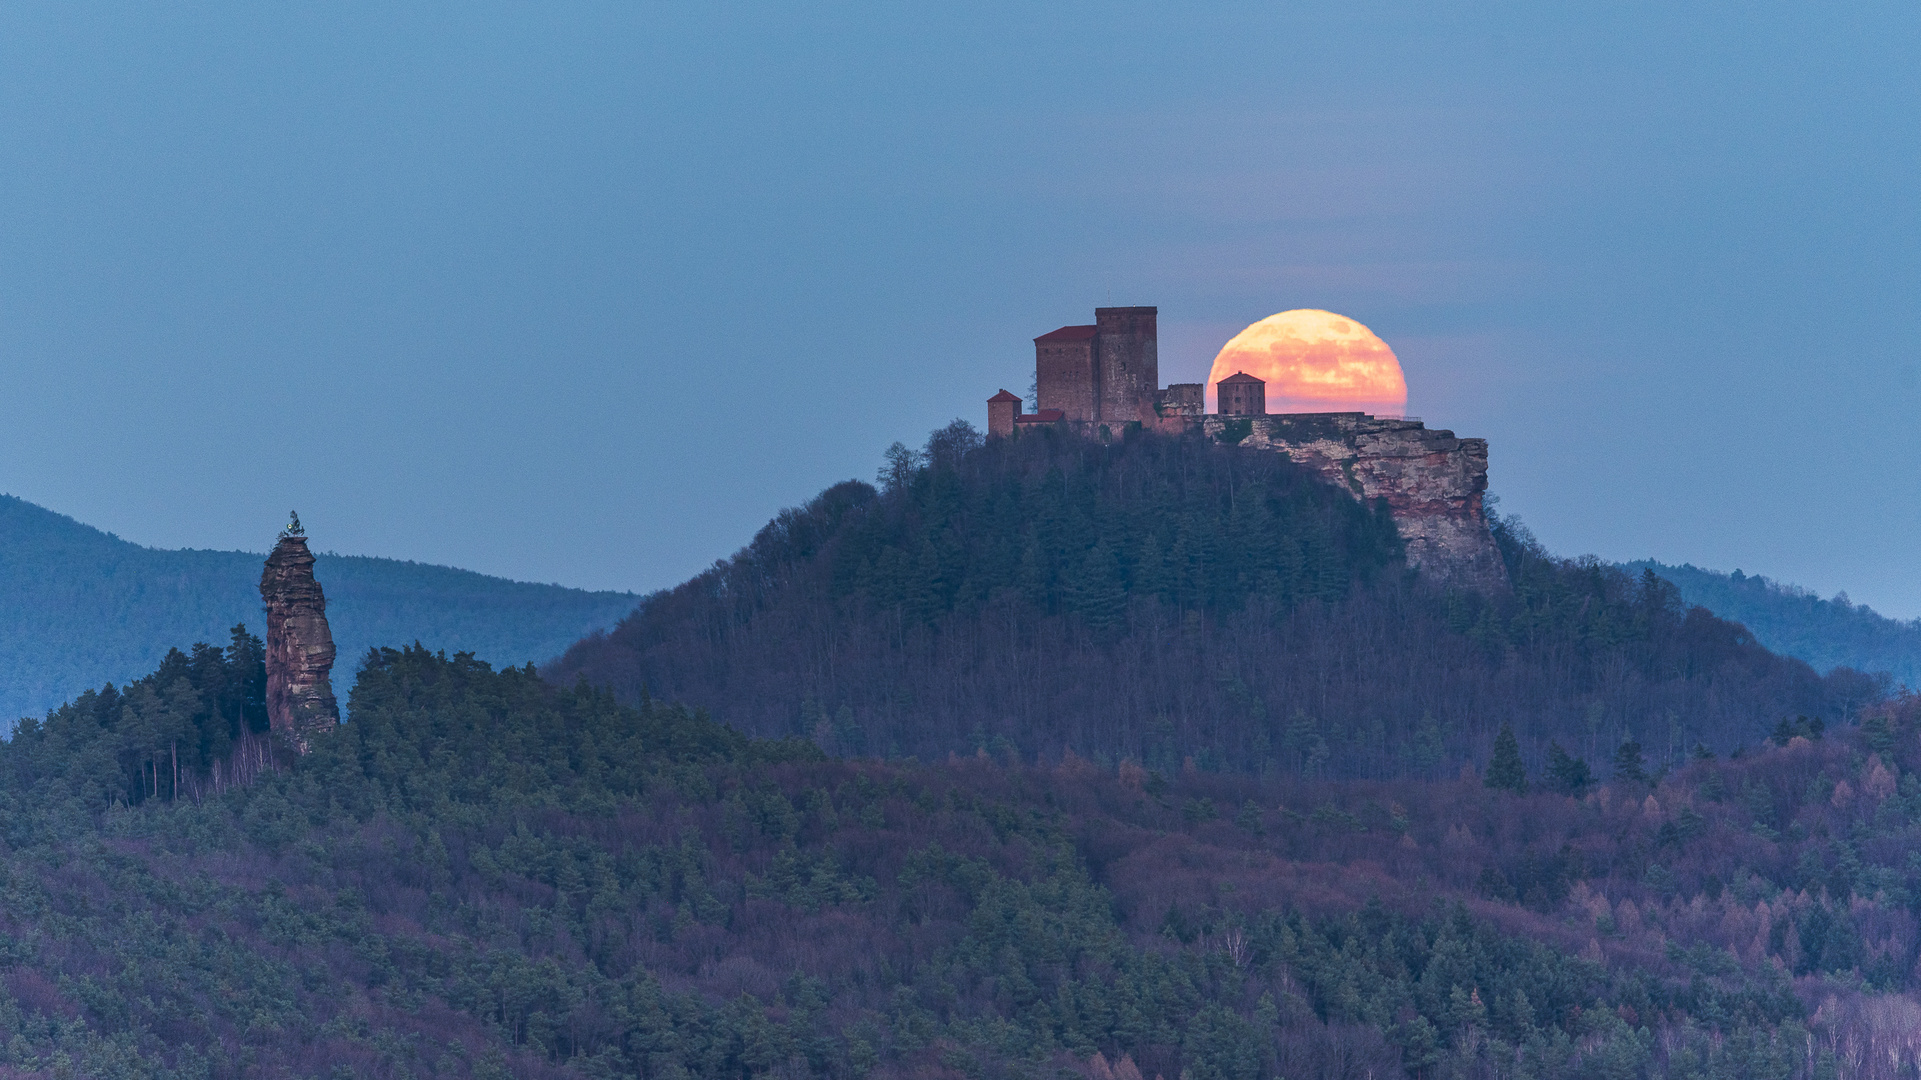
[260,526,338,751]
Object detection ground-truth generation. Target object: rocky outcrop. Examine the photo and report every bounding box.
[260,533,338,750]
[1203,412,1508,590]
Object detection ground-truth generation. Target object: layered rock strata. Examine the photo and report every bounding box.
[260,533,339,750]
[1201,412,1508,591]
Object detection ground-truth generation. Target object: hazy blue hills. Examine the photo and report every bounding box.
[1633,559,1921,688]
[0,495,638,721]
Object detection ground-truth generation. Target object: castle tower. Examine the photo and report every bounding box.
[1095,306,1157,424]
[1034,324,1098,421]
[987,389,1022,437]
[1218,371,1266,416]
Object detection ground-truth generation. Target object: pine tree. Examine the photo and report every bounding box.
[1485,724,1527,794]
[1545,741,1593,795]
[907,538,943,625]
[1613,739,1648,784]
[1064,541,1127,633]
[1134,533,1172,603]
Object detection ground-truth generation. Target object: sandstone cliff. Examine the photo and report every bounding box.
[1202,412,1507,590]
[260,532,339,750]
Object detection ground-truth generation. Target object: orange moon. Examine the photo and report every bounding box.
[1206,310,1408,416]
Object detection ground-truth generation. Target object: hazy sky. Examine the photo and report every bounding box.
[2,3,1917,614]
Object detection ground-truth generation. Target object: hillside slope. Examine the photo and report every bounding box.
[548,424,1852,777]
[2,637,1918,1077]
[1634,559,1921,689]
[0,495,637,721]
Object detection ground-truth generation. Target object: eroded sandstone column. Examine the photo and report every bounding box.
[260,528,339,751]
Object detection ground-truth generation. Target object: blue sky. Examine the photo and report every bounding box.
[2,2,1917,613]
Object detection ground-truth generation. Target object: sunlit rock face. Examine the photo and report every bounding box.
[260,534,339,751]
[1206,412,1507,590]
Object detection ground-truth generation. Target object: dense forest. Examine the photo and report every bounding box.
[548,423,1863,778]
[1631,560,1921,691]
[0,494,638,723]
[4,424,1913,1078]
[3,638,1921,1077]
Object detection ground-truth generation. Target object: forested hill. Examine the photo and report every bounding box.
[1632,560,1921,690]
[547,422,1866,779]
[7,625,1921,1077]
[0,495,638,722]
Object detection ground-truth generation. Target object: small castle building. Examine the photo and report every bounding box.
[1016,409,1065,428]
[1218,371,1266,416]
[987,389,1022,437]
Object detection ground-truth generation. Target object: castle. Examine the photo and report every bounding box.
[988,306,1205,438]
[987,306,1509,590]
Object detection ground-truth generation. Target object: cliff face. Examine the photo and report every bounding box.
[1202,413,1508,591]
[260,534,338,750]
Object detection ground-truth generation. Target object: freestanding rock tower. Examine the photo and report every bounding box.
[260,514,339,751]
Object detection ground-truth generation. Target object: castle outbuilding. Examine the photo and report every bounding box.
[1016,408,1064,428]
[987,389,1022,437]
[1218,371,1266,416]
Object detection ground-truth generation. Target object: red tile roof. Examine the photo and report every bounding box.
[1034,325,1097,343]
[1014,409,1065,423]
[988,389,1022,403]
[1219,371,1264,384]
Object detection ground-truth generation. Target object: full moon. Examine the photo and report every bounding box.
[1206,310,1408,416]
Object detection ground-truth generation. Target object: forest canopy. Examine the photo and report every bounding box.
[0,424,1906,1078]
[549,423,1867,779]
[1631,559,1921,691]
[0,640,1916,1078]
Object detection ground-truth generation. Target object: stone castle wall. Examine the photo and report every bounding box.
[1156,383,1204,416]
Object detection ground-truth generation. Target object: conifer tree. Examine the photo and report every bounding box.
[1064,541,1126,633]
[1613,739,1649,784]
[1485,723,1527,793]
[1134,533,1172,603]
[1545,741,1593,795]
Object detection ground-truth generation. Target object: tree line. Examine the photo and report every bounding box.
[3,623,269,816]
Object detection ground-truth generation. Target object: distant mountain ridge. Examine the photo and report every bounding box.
[0,495,639,721]
[1631,559,1921,688]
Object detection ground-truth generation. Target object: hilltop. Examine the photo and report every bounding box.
[547,422,1857,777]
[0,495,638,721]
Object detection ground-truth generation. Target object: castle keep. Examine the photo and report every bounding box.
[1032,306,1176,426]
[988,306,1507,590]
